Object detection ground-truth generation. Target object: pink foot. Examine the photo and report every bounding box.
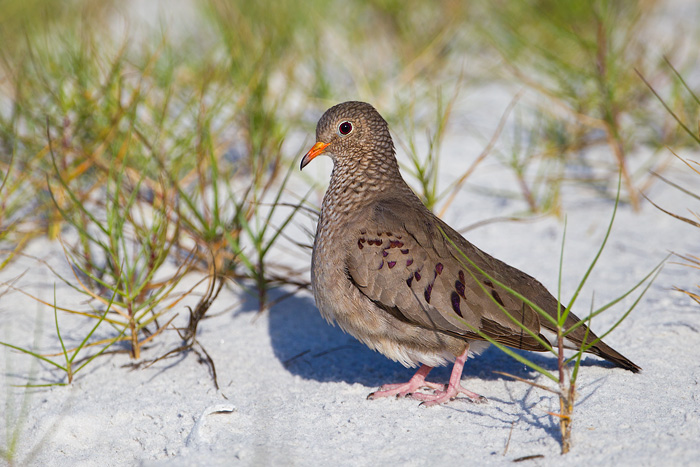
[410,383,487,407]
[367,365,443,399]
[368,343,488,406]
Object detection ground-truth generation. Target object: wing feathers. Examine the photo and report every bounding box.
[345,197,551,351]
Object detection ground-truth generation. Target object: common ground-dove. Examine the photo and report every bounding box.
[301,101,639,406]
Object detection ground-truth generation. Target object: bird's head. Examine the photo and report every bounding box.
[300,101,394,171]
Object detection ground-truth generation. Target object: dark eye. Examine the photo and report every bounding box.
[338,121,353,135]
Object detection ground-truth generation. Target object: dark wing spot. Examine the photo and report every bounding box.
[378,260,384,270]
[360,229,367,235]
[389,240,404,248]
[386,231,393,236]
[459,270,465,284]
[406,259,413,267]
[484,279,494,288]
[358,238,366,249]
[406,273,414,287]
[491,290,504,307]
[414,271,421,282]
[382,250,388,257]
[400,249,409,254]
[451,291,463,317]
[424,283,433,303]
[435,263,443,275]
[388,261,396,269]
[455,280,466,298]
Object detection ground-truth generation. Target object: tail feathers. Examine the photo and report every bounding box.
[540,328,641,373]
[589,341,641,373]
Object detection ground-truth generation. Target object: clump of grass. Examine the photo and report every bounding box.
[1,0,321,385]
[26,32,202,361]
[491,104,576,216]
[0,5,133,243]
[0,15,223,375]
[0,285,122,385]
[0,152,37,265]
[653,156,700,304]
[638,59,700,303]
[226,160,310,312]
[154,139,237,365]
[48,143,194,360]
[201,0,328,311]
[319,0,475,100]
[396,88,521,215]
[442,179,663,454]
[148,115,301,380]
[396,91,455,211]
[477,0,692,210]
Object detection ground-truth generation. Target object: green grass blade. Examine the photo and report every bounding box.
[74,327,128,376]
[563,256,666,338]
[439,224,556,352]
[67,276,121,364]
[636,68,700,145]
[563,174,621,322]
[570,298,595,382]
[577,263,663,353]
[53,285,70,366]
[0,342,66,372]
[664,56,700,107]
[557,217,567,324]
[46,135,111,239]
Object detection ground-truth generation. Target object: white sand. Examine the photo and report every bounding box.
[2,3,700,465]
[2,119,699,465]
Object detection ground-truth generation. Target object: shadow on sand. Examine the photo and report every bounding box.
[247,292,618,389]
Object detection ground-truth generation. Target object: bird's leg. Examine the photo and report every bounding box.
[367,364,444,400]
[410,344,488,407]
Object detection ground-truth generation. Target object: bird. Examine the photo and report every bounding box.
[300,101,640,406]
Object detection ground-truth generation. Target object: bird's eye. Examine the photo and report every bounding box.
[338,121,353,135]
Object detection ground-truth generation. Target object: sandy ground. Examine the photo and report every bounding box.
[2,107,699,466]
[2,2,700,464]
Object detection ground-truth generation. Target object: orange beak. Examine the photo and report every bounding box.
[300,141,330,170]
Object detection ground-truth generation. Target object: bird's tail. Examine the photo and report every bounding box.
[587,340,641,373]
[558,318,641,372]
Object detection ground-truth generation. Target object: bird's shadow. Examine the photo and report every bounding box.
[256,292,617,388]
[247,290,615,451]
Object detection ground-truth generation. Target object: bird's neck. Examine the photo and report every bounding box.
[320,151,409,219]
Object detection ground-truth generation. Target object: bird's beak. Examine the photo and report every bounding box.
[300,141,330,170]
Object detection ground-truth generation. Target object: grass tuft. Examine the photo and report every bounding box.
[439,176,662,453]
[477,0,696,210]
[639,60,700,304]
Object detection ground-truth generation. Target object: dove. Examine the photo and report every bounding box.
[301,101,639,406]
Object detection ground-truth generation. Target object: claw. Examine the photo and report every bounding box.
[367,344,487,406]
[366,365,436,400]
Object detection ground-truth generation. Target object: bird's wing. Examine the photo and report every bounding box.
[344,197,551,351]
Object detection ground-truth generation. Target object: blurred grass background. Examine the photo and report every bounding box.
[0,0,698,374]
